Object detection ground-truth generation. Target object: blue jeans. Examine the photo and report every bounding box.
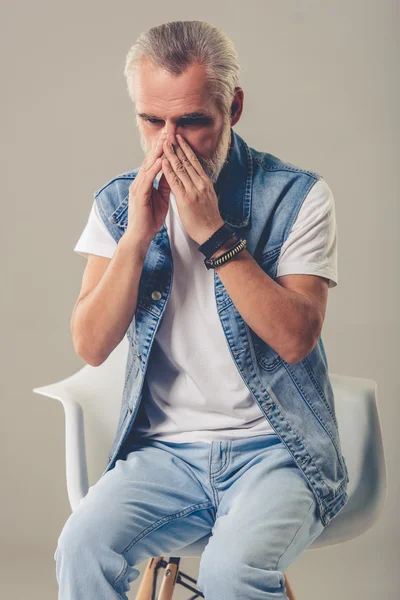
[54,433,325,599]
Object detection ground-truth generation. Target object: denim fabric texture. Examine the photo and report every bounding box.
[55,434,326,599]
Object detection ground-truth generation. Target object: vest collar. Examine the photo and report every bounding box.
[214,127,253,230]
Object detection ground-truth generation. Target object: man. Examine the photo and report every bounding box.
[55,20,349,600]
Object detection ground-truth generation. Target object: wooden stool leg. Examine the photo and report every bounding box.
[135,556,164,600]
[284,573,297,600]
[157,557,180,600]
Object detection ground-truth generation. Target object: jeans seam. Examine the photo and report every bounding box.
[113,558,130,593]
[112,501,214,587]
[210,441,232,478]
[273,499,315,572]
[208,447,220,508]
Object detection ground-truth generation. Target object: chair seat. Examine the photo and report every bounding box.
[33,337,387,554]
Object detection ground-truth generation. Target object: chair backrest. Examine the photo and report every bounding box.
[310,373,386,547]
[61,336,130,480]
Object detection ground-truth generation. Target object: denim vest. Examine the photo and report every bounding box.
[94,128,349,527]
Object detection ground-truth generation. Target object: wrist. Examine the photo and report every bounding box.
[121,230,150,261]
[209,234,239,259]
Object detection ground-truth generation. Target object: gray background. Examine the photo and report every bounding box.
[1,1,398,598]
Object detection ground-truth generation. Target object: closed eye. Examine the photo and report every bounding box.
[143,117,212,126]
[144,118,162,125]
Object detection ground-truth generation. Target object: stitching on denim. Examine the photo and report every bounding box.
[260,245,281,261]
[94,174,138,198]
[253,155,320,178]
[303,357,339,428]
[320,488,349,526]
[273,499,315,572]
[112,501,214,587]
[208,445,220,509]
[256,373,328,495]
[113,557,130,592]
[110,199,128,223]
[258,354,283,372]
[210,441,232,478]
[286,363,342,461]
[122,361,135,395]
[108,408,134,462]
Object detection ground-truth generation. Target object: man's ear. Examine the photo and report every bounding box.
[230,88,244,125]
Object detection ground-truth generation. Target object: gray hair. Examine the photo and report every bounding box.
[123,20,240,119]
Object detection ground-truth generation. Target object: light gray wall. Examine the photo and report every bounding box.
[1,1,398,597]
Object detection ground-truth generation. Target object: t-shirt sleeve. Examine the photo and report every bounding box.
[73,201,117,259]
[275,177,338,288]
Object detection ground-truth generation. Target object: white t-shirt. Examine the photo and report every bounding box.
[74,177,338,443]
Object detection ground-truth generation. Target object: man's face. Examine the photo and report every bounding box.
[133,60,232,183]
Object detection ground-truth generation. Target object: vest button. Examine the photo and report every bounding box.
[151,290,162,301]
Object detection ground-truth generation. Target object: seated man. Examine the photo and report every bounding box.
[55,19,349,600]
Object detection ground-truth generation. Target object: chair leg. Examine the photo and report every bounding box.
[135,556,164,600]
[135,557,295,600]
[284,573,297,600]
[157,557,180,600]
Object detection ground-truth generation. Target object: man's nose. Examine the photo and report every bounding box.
[162,128,178,143]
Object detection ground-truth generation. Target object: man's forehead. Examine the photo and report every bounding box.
[133,61,217,119]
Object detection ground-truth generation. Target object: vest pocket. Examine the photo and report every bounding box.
[257,244,281,279]
[252,335,283,371]
[258,352,283,372]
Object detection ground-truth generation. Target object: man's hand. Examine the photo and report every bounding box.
[161,133,225,245]
[125,131,170,245]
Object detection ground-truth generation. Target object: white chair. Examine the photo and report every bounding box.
[33,336,387,600]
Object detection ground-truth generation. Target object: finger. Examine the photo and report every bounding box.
[162,155,190,198]
[175,134,205,178]
[148,156,164,192]
[142,133,167,172]
[134,156,162,196]
[173,140,204,189]
[157,172,172,202]
[163,139,194,190]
